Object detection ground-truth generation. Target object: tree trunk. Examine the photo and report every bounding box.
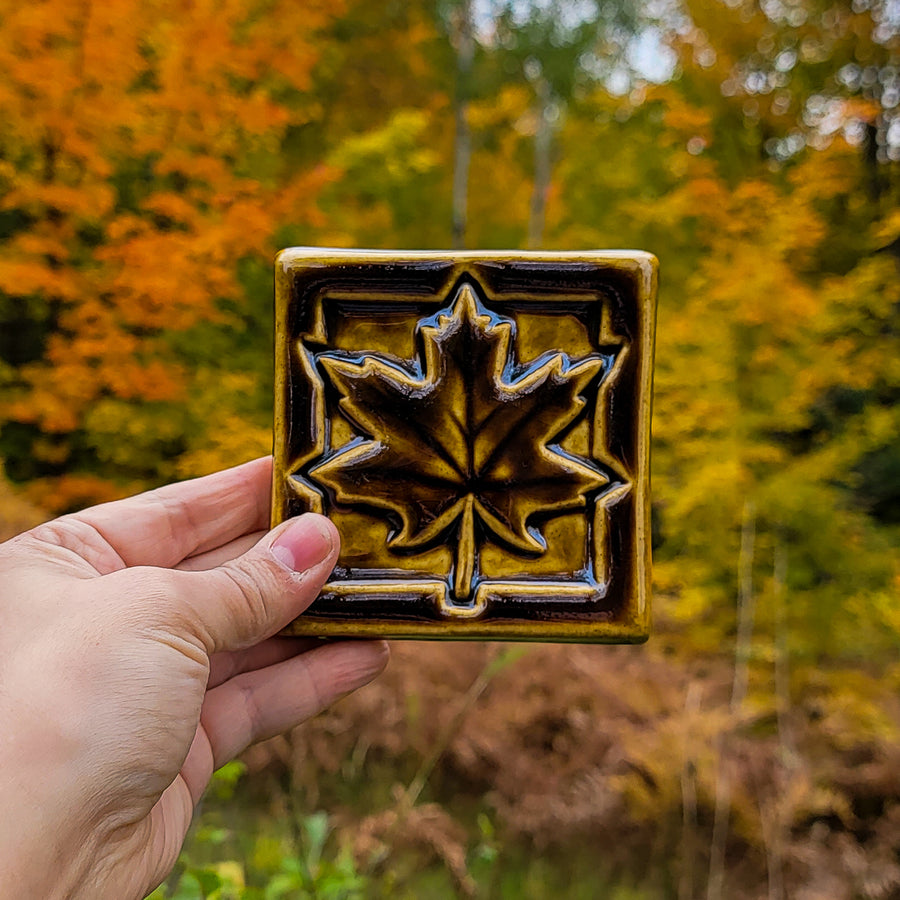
[527,77,553,250]
[707,501,757,900]
[451,0,474,250]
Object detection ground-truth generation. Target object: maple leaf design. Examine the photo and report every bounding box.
[309,282,617,603]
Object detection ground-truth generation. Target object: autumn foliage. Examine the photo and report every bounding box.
[1,0,899,896]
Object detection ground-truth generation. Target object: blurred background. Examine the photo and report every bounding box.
[1,0,899,896]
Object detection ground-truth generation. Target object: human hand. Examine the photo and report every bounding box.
[0,457,388,899]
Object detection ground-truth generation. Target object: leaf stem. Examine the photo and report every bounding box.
[455,494,476,601]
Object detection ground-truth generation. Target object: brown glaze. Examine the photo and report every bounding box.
[272,249,657,642]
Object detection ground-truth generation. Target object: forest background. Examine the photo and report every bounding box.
[1,0,899,896]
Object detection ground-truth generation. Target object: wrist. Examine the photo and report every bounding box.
[0,794,139,900]
[0,806,94,899]
[0,692,105,898]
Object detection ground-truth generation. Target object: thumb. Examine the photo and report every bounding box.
[161,514,340,654]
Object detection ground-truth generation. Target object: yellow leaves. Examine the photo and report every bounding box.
[469,85,532,132]
[816,256,900,397]
[174,415,271,480]
[809,667,900,746]
[642,85,899,655]
[715,180,825,261]
[331,109,440,180]
[704,252,819,330]
[626,171,728,235]
[323,108,448,246]
[861,589,900,648]
[673,176,825,358]
[788,140,859,204]
[83,398,186,471]
[7,384,83,433]
[173,371,271,479]
[875,208,900,246]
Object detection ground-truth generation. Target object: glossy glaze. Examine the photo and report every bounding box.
[273,249,657,642]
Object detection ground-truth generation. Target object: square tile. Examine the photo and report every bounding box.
[273,249,657,641]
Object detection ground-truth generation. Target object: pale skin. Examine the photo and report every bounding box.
[0,457,389,899]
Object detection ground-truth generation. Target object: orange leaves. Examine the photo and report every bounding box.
[660,92,714,143]
[25,472,127,515]
[13,234,71,262]
[155,154,234,190]
[0,0,345,479]
[270,164,343,230]
[0,469,46,539]
[141,193,203,231]
[841,96,881,126]
[107,359,185,404]
[0,259,80,301]
[98,233,222,330]
[8,182,111,219]
[0,0,354,514]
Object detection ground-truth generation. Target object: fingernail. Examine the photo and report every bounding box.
[270,515,335,572]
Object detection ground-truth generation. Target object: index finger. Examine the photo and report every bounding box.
[67,457,273,568]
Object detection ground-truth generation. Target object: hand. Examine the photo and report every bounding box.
[0,457,388,899]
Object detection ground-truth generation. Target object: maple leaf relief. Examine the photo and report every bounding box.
[309,282,620,603]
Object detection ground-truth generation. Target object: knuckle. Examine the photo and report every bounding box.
[297,655,326,715]
[25,517,125,573]
[236,681,263,747]
[111,567,180,623]
[142,489,199,560]
[218,559,278,639]
[30,517,91,552]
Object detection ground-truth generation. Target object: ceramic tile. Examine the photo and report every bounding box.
[273,249,657,641]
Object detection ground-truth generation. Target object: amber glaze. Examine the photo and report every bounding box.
[273,249,657,642]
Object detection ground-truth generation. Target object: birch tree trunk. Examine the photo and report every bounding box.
[451,0,474,249]
[707,501,757,900]
[527,75,553,249]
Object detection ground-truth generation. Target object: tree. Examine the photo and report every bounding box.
[488,0,644,246]
[0,0,343,506]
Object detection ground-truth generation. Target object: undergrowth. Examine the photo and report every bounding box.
[153,635,900,899]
